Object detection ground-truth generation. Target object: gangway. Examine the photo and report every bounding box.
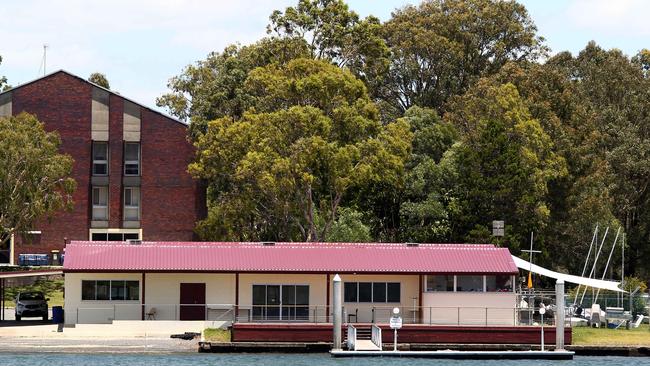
[346,324,381,351]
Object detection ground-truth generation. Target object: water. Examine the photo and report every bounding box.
[0,353,645,366]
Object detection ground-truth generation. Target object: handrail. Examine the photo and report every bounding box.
[347,324,356,350]
[371,324,382,350]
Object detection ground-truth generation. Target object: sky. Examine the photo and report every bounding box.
[1,0,648,116]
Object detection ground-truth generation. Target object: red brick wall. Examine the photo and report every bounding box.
[12,72,92,262]
[108,95,124,227]
[141,108,202,241]
[9,71,204,263]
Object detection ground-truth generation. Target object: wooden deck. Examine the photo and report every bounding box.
[231,323,572,345]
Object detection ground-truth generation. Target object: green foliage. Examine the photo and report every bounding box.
[88,72,110,89]
[323,207,372,242]
[191,59,411,242]
[445,82,567,247]
[156,37,311,139]
[0,113,76,246]
[377,0,547,118]
[268,0,389,89]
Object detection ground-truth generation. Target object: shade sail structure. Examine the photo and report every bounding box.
[512,255,624,293]
[64,241,519,274]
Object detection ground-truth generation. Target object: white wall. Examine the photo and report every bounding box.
[64,273,142,325]
[421,292,517,325]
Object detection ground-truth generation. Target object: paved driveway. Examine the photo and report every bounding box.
[1,307,53,325]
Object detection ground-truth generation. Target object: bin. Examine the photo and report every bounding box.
[52,306,64,324]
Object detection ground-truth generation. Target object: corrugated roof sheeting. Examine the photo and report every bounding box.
[63,241,519,274]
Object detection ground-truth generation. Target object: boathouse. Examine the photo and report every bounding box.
[63,241,518,323]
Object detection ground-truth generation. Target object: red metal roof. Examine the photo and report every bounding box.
[64,241,518,274]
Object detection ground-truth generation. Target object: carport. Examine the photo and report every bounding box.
[0,269,63,321]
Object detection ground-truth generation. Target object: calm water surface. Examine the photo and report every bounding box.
[0,354,646,366]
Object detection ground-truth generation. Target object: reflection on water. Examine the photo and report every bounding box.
[0,354,648,366]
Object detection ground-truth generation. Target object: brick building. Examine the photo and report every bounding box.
[0,70,205,265]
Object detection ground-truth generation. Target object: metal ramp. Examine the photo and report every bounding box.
[346,324,382,351]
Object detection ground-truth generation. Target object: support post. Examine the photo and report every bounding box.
[555,279,565,351]
[141,272,146,320]
[1,278,4,321]
[326,273,330,323]
[235,273,240,322]
[332,274,342,350]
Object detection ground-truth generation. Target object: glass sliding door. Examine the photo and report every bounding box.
[251,284,309,321]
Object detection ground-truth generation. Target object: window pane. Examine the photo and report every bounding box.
[96,280,110,300]
[110,281,126,300]
[125,163,139,176]
[126,281,140,300]
[295,285,309,306]
[82,281,96,300]
[107,233,122,241]
[387,283,400,302]
[426,275,454,292]
[373,282,386,302]
[123,233,139,240]
[282,285,295,306]
[93,142,107,160]
[124,143,139,160]
[93,163,107,175]
[252,285,266,305]
[358,282,372,302]
[344,282,357,302]
[456,276,483,292]
[486,275,513,292]
[91,233,108,241]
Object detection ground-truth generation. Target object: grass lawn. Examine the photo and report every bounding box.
[573,324,650,345]
[203,328,231,343]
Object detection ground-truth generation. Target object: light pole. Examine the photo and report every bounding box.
[539,305,546,351]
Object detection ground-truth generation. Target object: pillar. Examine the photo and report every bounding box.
[555,279,565,351]
[333,274,342,350]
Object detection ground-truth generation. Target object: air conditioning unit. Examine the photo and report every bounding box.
[405,242,419,247]
[126,239,142,245]
[262,241,276,246]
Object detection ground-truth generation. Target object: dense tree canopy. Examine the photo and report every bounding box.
[190,59,411,242]
[159,0,650,281]
[0,113,76,248]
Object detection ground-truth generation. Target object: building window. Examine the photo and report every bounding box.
[92,141,108,176]
[343,282,400,303]
[486,275,513,292]
[456,275,484,292]
[124,187,140,221]
[91,232,140,241]
[82,280,139,301]
[124,142,140,176]
[92,186,108,220]
[426,275,454,292]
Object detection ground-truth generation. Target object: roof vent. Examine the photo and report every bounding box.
[262,241,276,246]
[405,242,419,247]
[127,239,142,245]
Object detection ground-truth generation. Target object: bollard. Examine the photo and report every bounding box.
[333,274,342,350]
[555,279,565,351]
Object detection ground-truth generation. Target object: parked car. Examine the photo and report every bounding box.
[15,291,48,321]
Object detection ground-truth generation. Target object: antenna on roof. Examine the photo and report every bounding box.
[38,44,49,77]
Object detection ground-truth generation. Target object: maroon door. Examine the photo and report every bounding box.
[180,283,206,320]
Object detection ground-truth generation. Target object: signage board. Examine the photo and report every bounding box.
[390,316,402,329]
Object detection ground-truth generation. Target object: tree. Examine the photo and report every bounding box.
[377,0,547,118]
[88,72,110,89]
[323,207,372,242]
[0,55,8,91]
[0,113,76,249]
[268,0,389,87]
[398,106,458,243]
[156,37,310,139]
[190,59,411,242]
[444,82,566,249]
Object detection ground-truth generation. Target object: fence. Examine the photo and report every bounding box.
[71,302,568,327]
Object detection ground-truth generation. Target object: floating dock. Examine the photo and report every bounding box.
[330,349,575,360]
